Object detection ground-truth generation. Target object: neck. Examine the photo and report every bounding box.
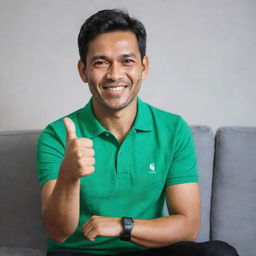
[92,98,138,143]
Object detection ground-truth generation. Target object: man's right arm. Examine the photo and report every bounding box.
[41,175,80,242]
[40,117,95,243]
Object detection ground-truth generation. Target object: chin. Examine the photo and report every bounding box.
[104,102,130,111]
[102,98,134,111]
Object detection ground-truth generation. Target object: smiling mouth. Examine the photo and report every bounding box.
[102,86,128,91]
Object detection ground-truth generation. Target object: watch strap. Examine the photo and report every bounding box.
[120,217,134,241]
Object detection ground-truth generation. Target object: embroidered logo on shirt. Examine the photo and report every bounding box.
[148,163,156,173]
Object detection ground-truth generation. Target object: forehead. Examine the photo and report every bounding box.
[86,31,140,58]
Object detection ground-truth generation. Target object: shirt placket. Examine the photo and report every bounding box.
[116,131,134,184]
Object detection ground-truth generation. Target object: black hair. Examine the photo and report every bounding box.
[78,9,147,64]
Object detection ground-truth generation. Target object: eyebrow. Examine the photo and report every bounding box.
[121,53,136,58]
[90,55,109,63]
[90,53,136,63]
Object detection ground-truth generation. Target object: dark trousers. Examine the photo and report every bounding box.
[47,240,239,256]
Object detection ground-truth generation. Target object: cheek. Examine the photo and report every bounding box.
[127,67,142,79]
[87,70,106,85]
[127,68,143,82]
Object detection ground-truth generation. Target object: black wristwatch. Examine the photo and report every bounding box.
[120,217,134,241]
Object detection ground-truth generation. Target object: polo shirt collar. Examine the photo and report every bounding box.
[133,97,153,132]
[78,97,106,138]
[79,96,153,138]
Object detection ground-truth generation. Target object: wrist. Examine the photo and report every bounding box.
[58,168,80,187]
[120,217,134,241]
[117,217,124,236]
[59,161,79,183]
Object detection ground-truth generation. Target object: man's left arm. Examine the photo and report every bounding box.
[82,182,200,248]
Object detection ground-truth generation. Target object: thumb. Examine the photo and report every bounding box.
[64,117,77,141]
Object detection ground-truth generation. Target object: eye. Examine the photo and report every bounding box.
[123,59,135,65]
[93,60,108,67]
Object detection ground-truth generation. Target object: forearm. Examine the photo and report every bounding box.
[42,172,80,242]
[130,215,199,248]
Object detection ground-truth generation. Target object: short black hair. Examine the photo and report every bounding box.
[78,9,147,64]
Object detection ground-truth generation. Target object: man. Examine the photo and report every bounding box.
[36,9,239,256]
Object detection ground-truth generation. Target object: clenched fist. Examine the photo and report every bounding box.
[82,216,123,241]
[59,117,95,181]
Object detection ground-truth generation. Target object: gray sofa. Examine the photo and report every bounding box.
[0,126,255,256]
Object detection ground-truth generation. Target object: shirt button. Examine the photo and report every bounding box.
[105,133,109,136]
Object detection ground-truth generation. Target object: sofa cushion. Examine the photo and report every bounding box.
[0,247,45,256]
[211,127,256,256]
[191,126,214,242]
[0,131,47,250]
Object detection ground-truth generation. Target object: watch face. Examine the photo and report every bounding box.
[125,218,133,225]
[120,217,134,241]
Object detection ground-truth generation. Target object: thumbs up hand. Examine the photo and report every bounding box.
[59,117,95,181]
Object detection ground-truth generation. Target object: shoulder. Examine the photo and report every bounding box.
[143,100,188,131]
[148,103,180,119]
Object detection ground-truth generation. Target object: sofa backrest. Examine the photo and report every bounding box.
[0,130,47,250]
[191,126,214,242]
[211,127,256,256]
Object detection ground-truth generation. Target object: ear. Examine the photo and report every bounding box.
[141,56,149,80]
[77,59,88,83]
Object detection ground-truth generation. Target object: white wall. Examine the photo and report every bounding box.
[0,0,255,132]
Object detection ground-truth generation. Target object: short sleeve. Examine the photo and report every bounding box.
[36,125,65,187]
[166,117,198,186]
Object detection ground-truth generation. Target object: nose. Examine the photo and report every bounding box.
[105,62,124,81]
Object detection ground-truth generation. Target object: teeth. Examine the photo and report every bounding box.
[105,86,125,91]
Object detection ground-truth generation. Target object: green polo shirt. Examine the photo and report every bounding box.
[36,96,198,255]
